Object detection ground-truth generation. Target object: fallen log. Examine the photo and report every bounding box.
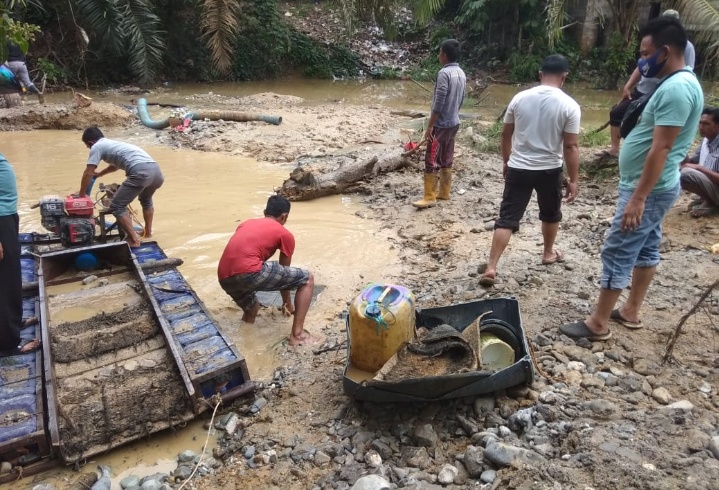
[278,148,413,201]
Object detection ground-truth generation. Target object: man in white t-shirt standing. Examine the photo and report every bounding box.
[479,54,581,287]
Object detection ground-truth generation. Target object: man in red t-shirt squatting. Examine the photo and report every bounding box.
[217,195,320,346]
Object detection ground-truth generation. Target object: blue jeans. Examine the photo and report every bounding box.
[600,184,680,290]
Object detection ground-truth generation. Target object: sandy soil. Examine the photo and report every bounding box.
[3,94,719,489]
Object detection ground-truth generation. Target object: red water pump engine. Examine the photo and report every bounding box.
[39,195,96,247]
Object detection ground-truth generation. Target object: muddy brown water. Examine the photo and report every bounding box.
[0,130,399,489]
[42,80,622,127]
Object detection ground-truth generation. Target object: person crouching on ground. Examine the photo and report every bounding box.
[479,54,580,287]
[680,106,719,218]
[218,195,319,347]
[413,39,466,209]
[79,127,164,248]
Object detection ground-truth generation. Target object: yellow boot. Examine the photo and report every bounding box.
[437,168,452,200]
[412,173,438,209]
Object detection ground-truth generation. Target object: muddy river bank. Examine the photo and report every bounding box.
[2,82,719,490]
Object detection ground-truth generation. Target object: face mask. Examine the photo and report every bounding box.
[637,47,667,78]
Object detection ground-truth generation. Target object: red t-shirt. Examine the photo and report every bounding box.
[217,218,295,280]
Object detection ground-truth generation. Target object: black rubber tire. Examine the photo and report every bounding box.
[479,318,522,361]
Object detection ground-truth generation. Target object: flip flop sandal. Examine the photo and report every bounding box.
[542,249,565,265]
[690,206,719,218]
[610,309,643,329]
[559,321,612,341]
[479,275,496,288]
[687,197,704,211]
[0,338,41,357]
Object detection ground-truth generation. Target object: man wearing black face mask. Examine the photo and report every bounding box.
[559,17,703,340]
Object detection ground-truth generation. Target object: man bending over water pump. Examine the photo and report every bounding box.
[78,127,164,248]
[218,195,319,346]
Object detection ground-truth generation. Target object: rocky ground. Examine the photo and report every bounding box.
[8,91,719,490]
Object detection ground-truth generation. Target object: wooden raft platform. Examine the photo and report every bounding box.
[0,237,254,481]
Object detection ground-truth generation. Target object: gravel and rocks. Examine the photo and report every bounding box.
[17,57,719,490]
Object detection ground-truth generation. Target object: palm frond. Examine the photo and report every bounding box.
[119,0,166,83]
[75,0,125,54]
[200,0,241,75]
[673,0,719,61]
[546,0,577,48]
[412,0,446,25]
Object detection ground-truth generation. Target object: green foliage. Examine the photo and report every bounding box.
[372,66,402,79]
[408,55,441,81]
[35,56,66,84]
[287,31,360,79]
[598,32,637,90]
[232,0,289,80]
[507,50,542,83]
[200,0,241,75]
[429,26,453,49]
[75,0,166,84]
[458,0,550,66]
[473,121,503,154]
[233,0,358,80]
[0,3,41,63]
[579,127,610,148]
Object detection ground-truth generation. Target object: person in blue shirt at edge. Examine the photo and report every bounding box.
[0,154,41,357]
[560,16,703,340]
[598,9,696,159]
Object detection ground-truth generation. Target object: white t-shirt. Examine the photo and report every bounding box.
[503,85,581,170]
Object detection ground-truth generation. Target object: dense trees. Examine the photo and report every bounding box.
[2,0,719,86]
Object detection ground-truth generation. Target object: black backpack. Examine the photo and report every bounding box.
[620,69,692,139]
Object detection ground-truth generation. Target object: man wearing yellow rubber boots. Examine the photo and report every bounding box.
[413,39,466,209]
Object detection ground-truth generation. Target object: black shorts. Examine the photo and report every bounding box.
[609,89,644,127]
[495,167,563,232]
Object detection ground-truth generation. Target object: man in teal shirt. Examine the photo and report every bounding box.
[560,17,703,340]
[0,154,41,356]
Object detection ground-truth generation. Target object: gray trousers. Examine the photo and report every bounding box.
[680,167,719,207]
[110,163,165,218]
[6,61,39,93]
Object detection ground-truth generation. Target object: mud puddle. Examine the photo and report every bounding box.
[0,129,398,489]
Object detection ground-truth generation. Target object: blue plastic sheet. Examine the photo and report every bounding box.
[0,394,37,443]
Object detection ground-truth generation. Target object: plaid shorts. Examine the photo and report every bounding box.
[219,261,310,311]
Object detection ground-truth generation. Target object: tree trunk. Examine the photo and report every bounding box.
[580,0,600,55]
[278,148,413,201]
